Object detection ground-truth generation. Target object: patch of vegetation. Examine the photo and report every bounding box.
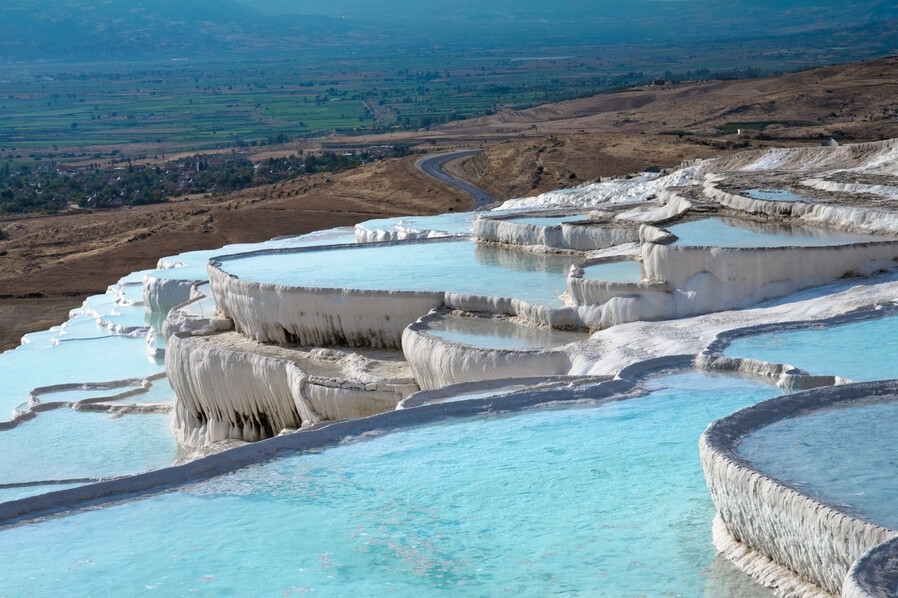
[0,151,367,214]
[659,130,695,137]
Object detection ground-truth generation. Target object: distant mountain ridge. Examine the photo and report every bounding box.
[0,0,367,63]
[1,0,897,64]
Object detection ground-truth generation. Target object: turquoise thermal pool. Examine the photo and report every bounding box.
[0,409,178,501]
[0,372,776,596]
[668,217,886,248]
[506,215,584,227]
[425,315,585,350]
[581,260,644,283]
[744,189,813,202]
[739,400,898,529]
[154,230,359,282]
[724,315,898,381]
[218,240,579,307]
[357,212,477,236]
[0,335,164,420]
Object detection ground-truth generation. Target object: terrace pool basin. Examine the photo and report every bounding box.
[668,217,886,248]
[0,408,177,501]
[739,400,898,529]
[744,189,814,202]
[581,260,644,283]
[356,212,477,237]
[425,314,585,350]
[0,335,164,421]
[0,372,776,596]
[724,315,898,381]
[217,240,579,308]
[155,229,359,282]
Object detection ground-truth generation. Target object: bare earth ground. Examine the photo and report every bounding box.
[3,56,897,349]
[449,132,720,201]
[339,56,898,146]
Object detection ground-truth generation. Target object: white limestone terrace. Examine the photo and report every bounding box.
[208,140,898,355]
[579,270,898,379]
[99,139,898,594]
[208,238,589,348]
[402,310,587,389]
[4,139,898,594]
[353,211,479,242]
[166,330,417,446]
[700,381,898,597]
[144,227,357,315]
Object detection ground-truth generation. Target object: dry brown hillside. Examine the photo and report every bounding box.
[434,56,898,142]
[449,133,719,201]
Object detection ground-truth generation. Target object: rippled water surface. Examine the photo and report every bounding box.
[740,401,898,529]
[0,372,776,596]
[725,315,898,381]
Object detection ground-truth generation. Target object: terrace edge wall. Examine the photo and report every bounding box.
[699,382,898,596]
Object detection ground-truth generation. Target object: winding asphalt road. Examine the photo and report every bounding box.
[416,149,496,209]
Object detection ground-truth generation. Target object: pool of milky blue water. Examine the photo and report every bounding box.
[725,315,898,381]
[158,228,355,280]
[356,212,477,237]
[0,372,776,596]
[744,189,814,202]
[0,408,177,501]
[219,240,579,307]
[153,229,359,282]
[0,335,164,421]
[668,217,886,248]
[582,260,643,283]
[739,401,898,529]
[506,215,584,227]
[426,315,585,350]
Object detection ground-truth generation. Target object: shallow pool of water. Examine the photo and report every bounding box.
[725,315,898,381]
[426,315,585,350]
[219,240,579,307]
[54,317,118,341]
[0,408,177,492]
[744,189,813,202]
[115,377,176,405]
[739,400,898,529]
[0,335,164,421]
[357,212,477,237]
[157,229,358,275]
[582,260,643,283]
[0,372,776,596]
[668,217,886,248]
